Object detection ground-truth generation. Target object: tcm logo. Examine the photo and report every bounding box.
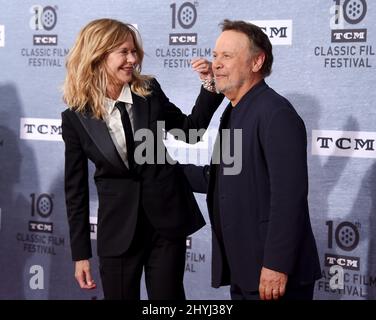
[29,221,53,233]
[330,0,367,43]
[33,35,57,46]
[90,216,97,240]
[250,20,292,46]
[29,5,58,46]
[0,25,4,47]
[324,221,361,270]
[20,118,62,141]
[169,2,198,45]
[325,253,360,271]
[169,34,197,45]
[332,30,366,42]
[312,129,376,158]
[29,193,54,233]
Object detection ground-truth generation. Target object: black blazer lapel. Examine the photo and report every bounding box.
[132,93,150,174]
[132,92,150,135]
[75,112,127,173]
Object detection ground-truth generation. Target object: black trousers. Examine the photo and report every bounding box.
[99,209,186,300]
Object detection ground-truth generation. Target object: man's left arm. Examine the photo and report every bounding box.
[261,107,309,299]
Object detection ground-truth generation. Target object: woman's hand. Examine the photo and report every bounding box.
[75,259,97,290]
[191,58,214,81]
[192,58,216,92]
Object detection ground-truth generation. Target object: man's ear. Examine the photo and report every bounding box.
[251,52,265,73]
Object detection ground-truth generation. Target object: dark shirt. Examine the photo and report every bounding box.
[212,105,233,281]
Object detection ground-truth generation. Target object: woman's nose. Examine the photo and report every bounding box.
[127,53,137,63]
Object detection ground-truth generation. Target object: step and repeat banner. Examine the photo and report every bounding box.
[0,0,375,299]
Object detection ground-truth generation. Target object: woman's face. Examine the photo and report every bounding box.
[105,35,138,88]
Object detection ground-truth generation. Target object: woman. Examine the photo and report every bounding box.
[62,18,223,300]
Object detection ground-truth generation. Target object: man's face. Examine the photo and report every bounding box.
[212,30,254,103]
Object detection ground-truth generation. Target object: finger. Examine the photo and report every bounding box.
[192,64,206,73]
[191,59,205,68]
[272,289,280,300]
[264,286,273,300]
[192,64,207,72]
[192,58,209,69]
[191,57,202,65]
[197,67,209,74]
[85,271,96,289]
[75,272,87,289]
[279,283,286,297]
[259,284,265,300]
[75,270,96,289]
[193,64,208,73]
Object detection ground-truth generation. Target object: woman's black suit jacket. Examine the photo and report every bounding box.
[61,79,224,261]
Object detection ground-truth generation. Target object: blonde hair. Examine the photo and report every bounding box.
[63,18,152,119]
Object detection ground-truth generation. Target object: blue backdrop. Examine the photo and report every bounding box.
[0,0,375,299]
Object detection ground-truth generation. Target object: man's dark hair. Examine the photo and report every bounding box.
[220,19,273,77]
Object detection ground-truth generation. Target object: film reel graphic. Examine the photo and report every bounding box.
[40,6,57,31]
[177,2,197,29]
[343,0,367,24]
[335,222,360,251]
[31,193,53,218]
[333,0,367,25]
[171,2,197,29]
[31,5,57,31]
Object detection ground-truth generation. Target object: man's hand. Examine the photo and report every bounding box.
[75,259,96,290]
[259,266,288,300]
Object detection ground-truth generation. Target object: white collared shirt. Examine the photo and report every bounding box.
[103,84,134,168]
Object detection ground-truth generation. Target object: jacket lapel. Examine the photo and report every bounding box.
[131,92,150,137]
[210,103,233,169]
[207,102,233,217]
[75,112,127,173]
[131,92,150,174]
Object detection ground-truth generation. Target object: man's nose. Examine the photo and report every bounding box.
[213,60,222,70]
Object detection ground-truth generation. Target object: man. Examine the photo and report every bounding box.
[184,20,321,300]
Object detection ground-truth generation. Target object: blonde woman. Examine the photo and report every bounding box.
[62,18,223,300]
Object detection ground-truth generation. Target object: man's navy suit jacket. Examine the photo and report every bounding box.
[184,80,322,291]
